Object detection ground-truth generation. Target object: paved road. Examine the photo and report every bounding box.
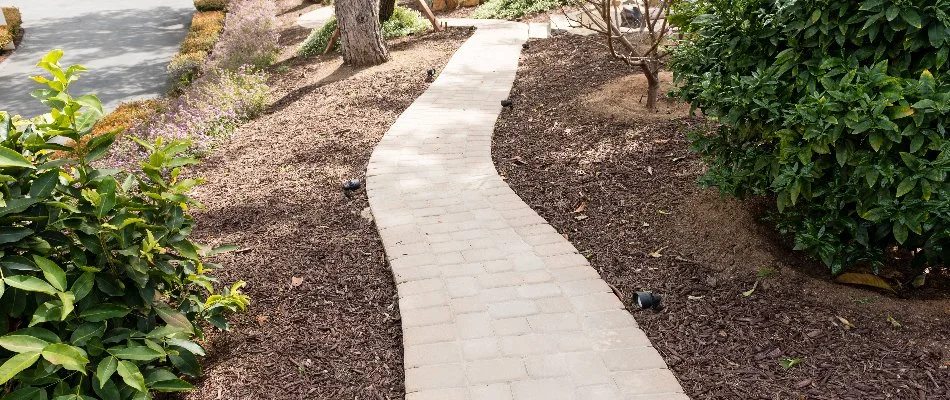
[367,19,688,400]
[0,0,193,117]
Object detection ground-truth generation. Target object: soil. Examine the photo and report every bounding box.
[178,8,472,400]
[492,33,950,399]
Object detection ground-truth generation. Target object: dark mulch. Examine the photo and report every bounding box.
[179,29,472,400]
[492,34,950,399]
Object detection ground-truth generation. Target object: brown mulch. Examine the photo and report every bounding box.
[492,34,950,399]
[179,26,472,400]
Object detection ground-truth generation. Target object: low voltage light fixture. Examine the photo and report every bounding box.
[634,291,663,310]
[522,43,529,50]
[501,99,513,108]
[342,179,361,191]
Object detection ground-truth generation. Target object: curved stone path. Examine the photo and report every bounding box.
[367,19,687,400]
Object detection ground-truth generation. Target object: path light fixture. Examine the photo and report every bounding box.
[522,43,529,50]
[426,69,435,82]
[634,291,663,310]
[501,99,513,108]
[342,179,361,191]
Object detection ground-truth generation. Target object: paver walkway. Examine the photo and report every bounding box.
[0,0,193,116]
[367,19,687,400]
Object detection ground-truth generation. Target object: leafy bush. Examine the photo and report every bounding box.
[670,0,950,273]
[298,6,431,57]
[168,52,207,87]
[209,0,279,71]
[107,67,269,168]
[194,0,229,11]
[298,17,339,57]
[0,50,248,399]
[179,11,226,55]
[0,28,10,49]
[472,0,567,19]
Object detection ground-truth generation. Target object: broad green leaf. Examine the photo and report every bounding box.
[41,343,89,373]
[150,379,193,392]
[893,223,909,244]
[896,178,917,197]
[3,275,58,295]
[81,304,130,322]
[167,338,205,356]
[4,386,48,400]
[57,291,75,320]
[117,360,147,392]
[0,146,34,169]
[33,255,67,292]
[70,322,106,346]
[0,351,41,384]
[71,272,94,301]
[901,9,921,29]
[29,169,60,198]
[869,132,884,151]
[155,306,194,333]
[887,106,914,119]
[0,228,33,245]
[96,177,118,218]
[96,356,118,388]
[110,346,164,361]
[0,334,50,353]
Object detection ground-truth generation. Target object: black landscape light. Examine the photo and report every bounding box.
[634,291,663,310]
[426,69,436,82]
[501,99,513,108]
[522,43,529,50]
[342,179,361,191]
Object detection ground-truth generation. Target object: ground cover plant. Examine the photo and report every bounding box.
[194,0,228,12]
[169,11,226,86]
[0,51,247,399]
[0,7,22,49]
[208,0,280,71]
[670,0,950,274]
[472,0,567,19]
[297,6,432,57]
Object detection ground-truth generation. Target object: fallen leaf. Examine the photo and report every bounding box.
[291,276,304,287]
[648,246,668,258]
[911,273,927,288]
[657,209,671,215]
[642,222,650,227]
[510,156,527,165]
[836,315,856,330]
[687,295,704,300]
[574,215,588,221]
[834,272,896,293]
[741,280,758,297]
[647,166,654,175]
[255,315,269,324]
[795,378,813,388]
[887,314,902,329]
[573,201,588,213]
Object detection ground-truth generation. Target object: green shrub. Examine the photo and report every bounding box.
[472,0,567,20]
[168,51,207,86]
[0,50,248,398]
[297,6,432,57]
[194,0,228,11]
[670,0,950,274]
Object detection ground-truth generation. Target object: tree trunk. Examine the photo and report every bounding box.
[641,63,659,111]
[335,0,389,66]
[379,0,396,22]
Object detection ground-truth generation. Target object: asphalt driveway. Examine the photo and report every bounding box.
[0,0,193,117]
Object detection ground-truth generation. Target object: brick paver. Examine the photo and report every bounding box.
[367,18,687,399]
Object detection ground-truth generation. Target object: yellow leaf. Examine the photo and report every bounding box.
[834,273,896,293]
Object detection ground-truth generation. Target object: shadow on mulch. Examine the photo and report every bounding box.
[176,28,472,400]
[492,34,950,400]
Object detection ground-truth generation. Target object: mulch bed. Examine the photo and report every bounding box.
[492,34,950,399]
[179,27,472,400]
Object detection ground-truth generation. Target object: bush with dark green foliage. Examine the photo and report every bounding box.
[0,51,248,399]
[670,0,950,274]
[297,6,432,57]
[472,0,568,20]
